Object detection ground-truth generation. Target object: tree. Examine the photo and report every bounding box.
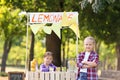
[0,6,26,72]
[6,0,65,67]
[3,0,47,70]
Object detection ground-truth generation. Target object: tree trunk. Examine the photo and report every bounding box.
[116,43,120,70]
[62,42,65,66]
[45,0,64,67]
[1,39,12,72]
[95,41,101,54]
[29,32,35,71]
[46,31,61,66]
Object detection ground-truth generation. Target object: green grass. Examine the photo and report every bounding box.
[0,72,8,77]
[0,66,25,73]
[0,66,25,77]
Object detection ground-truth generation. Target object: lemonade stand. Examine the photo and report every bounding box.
[23,12,79,80]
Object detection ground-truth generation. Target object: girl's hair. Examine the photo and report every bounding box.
[84,36,96,44]
[44,51,53,58]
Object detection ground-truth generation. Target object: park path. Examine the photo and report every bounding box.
[0,76,8,80]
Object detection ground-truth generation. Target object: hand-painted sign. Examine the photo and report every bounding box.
[29,12,78,23]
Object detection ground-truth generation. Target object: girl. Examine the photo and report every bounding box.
[40,51,56,72]
[77,36,99,80]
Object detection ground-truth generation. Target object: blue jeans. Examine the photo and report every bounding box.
[77,72,87,80]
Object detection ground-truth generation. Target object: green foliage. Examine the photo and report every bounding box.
[7,46,26,65]
[0,6,26,41]
[64,0,80,11]
[62,28,77,43]
[34,41,46,64]
[99,42,116,69]
[79,0,120,44]
[0,5,26,71]
[80,0,116,13]
[0,72,8,77]
[100,42,116,61]
[0,40,3,57]
[6,36,46,66]
[2,0,47,12]
[7,36,26,66]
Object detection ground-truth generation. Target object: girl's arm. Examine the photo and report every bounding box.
[82,61,97,68]
[82,53,99,68]
[77,54,84,68]
[40,64,49,72]
[82,55,99,68]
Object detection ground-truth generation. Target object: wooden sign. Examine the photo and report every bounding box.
[8,72,24,80]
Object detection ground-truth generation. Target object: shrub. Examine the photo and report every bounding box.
[0,72,8,77]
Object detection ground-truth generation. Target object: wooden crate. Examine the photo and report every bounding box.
[27,71,76,80]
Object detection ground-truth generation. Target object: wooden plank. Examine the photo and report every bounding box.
[66,72,70,80]
[50,72,55,80]
[45,72,50,80]
[31,72,34,80]
[29,72,34,80]
[37,71,41,80]
[70,72,76,80]
[55,72,60,80]
[40,72,45,80]
[33,72,35,80]
[27,72,30,80]
[60,72,66,80]
[35,72,39,80]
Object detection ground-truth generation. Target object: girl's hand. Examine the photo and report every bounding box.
[81,61,88,65]
[82,60,97,68]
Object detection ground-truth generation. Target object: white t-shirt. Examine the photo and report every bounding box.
[80,51,90,73]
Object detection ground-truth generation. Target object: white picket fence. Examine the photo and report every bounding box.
[27,71,76,80]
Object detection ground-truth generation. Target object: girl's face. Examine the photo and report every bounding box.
[44,55,53,65]
[84,39,94,52]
